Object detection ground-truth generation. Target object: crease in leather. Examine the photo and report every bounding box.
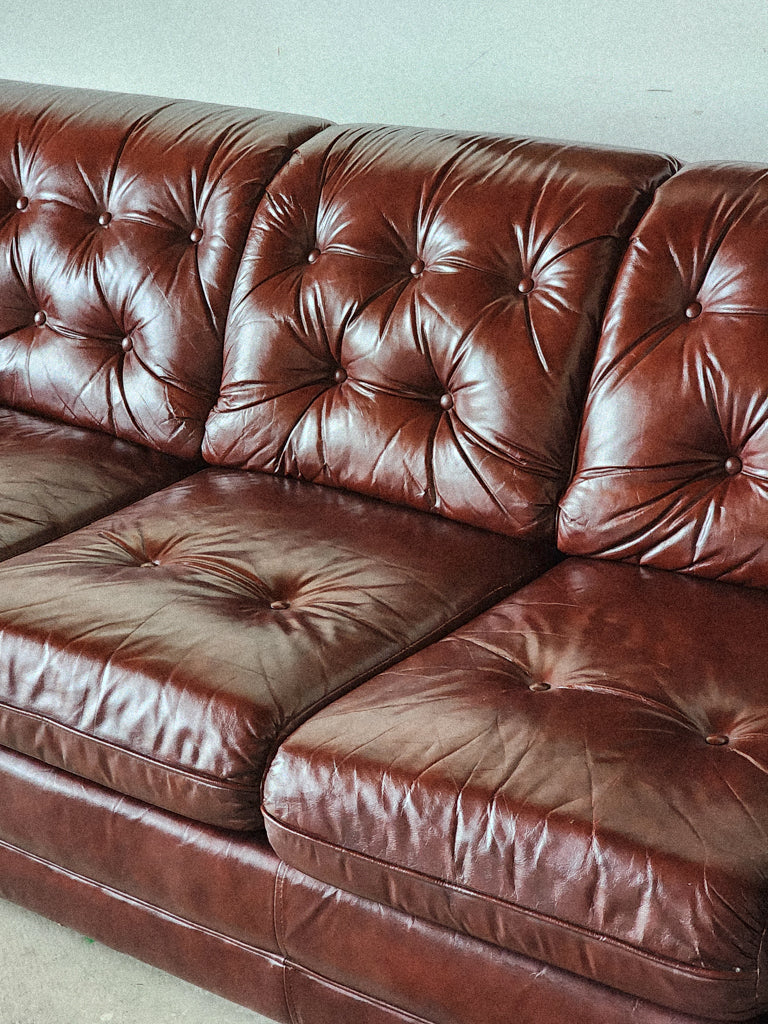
[261,811,752,983]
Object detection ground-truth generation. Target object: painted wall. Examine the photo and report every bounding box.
[2,0,766,162]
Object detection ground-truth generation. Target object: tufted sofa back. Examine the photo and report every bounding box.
[559,164,768,587]
[203,125,677,540]
[0,81,328,458]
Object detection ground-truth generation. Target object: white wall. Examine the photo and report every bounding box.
[2,0,766,162]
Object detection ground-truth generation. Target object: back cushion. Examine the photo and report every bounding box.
[0,81,328,457]
[203,125,677,539]
[559,164,768,586]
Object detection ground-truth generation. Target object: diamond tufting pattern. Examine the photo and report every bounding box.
[204,125,677,540]
[559,164,768,585]
[0,81,328,457]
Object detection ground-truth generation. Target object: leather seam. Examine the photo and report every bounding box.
[1,832,435,1022]
[282,960,436,1024]
[262,812,755,984]
[0,834,285,964]
[259,569,549,801]
[0,700,258,794]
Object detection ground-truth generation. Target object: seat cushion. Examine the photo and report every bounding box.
[204,123,677,540]
[559,164,768,587]
[263,558,768,1021]
[0,407,191,559]
[0,468,555,831]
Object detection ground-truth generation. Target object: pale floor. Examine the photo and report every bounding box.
[0,897,276,1024]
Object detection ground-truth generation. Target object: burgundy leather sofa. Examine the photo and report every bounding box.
[0,79,765,1024]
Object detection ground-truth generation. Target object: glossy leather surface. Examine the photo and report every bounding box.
[204,125,677,539]
[0,406,191,559]
[264,558,768,1020]
[0,745,732,1024]
[0,468,554,830]
[0,80,328,456]
[559,164,768,586]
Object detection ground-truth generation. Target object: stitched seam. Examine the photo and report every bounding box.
[0,701,257,793]
[0,835,284,963]
[273,861,289,959]
[275,860,300,1023]
[284,963,301,1024]
[262,812,754,984]
[259,564,550,804]
[285,961,437,1024]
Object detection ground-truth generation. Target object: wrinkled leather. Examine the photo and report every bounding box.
[0,467,554,830]
[0,80,328,456]
[0,745,723,1024]
[264,557,768,1020]
[204,124,677,540]
[276,863,731,1024]
[0,406,191,559]
[4,79,766,1024]
[559,164,768,586]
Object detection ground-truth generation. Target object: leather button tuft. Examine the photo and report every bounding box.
[518,275,534,295]
[529,681,551,692]
[33,311,47,327]
[270,600,290,610]
[307,248,320,263]
[334,367,347,384]
[724,456,742,476]
[685,301,702,319]
[705,734,729,746]
[140,560,159,568]
[439,393,454,411]
[98,212,112,227]
[410,258,425,276]
[15,196,28,211]
[121,336,133,352]
[189,226,203,244]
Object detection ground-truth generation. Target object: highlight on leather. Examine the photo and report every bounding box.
[204,124,678,540]
[263,557,768,1020]
[0,81,328,458]
[559,163,768,586]
[0,469,552,831]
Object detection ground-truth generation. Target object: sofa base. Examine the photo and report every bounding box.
[0,746,760,1024]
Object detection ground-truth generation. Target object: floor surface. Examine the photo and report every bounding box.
[0,897,276,1024]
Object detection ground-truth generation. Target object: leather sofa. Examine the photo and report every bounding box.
[0,79,765,1024]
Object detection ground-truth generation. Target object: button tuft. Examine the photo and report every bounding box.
[705,734,729,746]
[15,197,28,212]
[307,248,321,263]
[139,560,159,568]
[334,367,347,384]
[121,336,133,352]
[724,456,742,476]
[529,681,551,692]
[270,600,291,610]
[33,311,47,327]
[439,393,454,411]
[685,301,702,319]
[189,226,203,244]
[98,212,112,227]
[410,258,425,276]
[518,276,534,295]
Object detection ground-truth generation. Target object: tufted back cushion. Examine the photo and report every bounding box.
[559,164,768,586]
[0,81,328,458]
[203,125,677,539]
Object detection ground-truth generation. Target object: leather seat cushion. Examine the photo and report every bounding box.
[0,468,555,831]
[263,558,768,1021]
[0,407,191,560]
